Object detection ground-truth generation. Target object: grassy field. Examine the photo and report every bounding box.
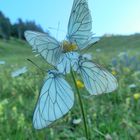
[0,34,140,140]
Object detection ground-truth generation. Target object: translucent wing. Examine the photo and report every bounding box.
[33,70,74,129]
[57,52,79,74]
[77,57,118,95]
[67,0,92,49]
[24,31,62,66]
[87,37,100,45]
[81,37,100,50]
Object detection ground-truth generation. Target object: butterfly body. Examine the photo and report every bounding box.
[62,40,77,53]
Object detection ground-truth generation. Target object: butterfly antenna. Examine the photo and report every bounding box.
[56,21,60,39]
[27,58,46,72]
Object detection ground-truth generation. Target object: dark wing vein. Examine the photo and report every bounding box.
[24,31,61,66]
[78,60,118,95]
[33,74,74,129]
[67,0,92,49]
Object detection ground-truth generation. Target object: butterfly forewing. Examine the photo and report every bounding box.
[33,71,74,129]
[67,0,92,49]
[78,58,118,95]
[24,31,62,66]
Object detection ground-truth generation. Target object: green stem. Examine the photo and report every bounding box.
[71,70,90,140]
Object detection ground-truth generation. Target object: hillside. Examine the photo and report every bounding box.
[0,34,140,140]
[0,34,140,65]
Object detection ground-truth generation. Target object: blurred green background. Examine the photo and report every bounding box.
[0,10,140,140]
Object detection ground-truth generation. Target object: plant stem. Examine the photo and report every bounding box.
[71,70,90,140]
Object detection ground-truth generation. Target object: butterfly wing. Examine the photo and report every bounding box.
[24,31,62,66]
[33,71,74,129]
[77,58,118,95]
[67,0,92,49]
[81,37,100,50]
[57,52,79,74]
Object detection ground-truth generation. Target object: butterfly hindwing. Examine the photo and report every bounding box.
[57,52,79,74]
[24,31,62,66]
[33,70,74,129]
[77,58,118,95]
[67,0,92,49]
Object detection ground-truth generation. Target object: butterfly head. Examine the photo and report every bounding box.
[47,69,64,78]
[62,40,77,53]
[47,70,60,77]
[77,55,88,68]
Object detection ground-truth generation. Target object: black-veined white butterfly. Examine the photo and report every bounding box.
[76,56,117,95]
[24,0,117,129]
[33,70,74,129]
[24,0,99,74]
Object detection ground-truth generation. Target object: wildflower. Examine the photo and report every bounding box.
[123,67,130,73]
[128,84,137,89]
[111,70,117,76]
[0,60,5,65]
[118,52,126,57]
[96,48,101,52]
[133,93,140,100]
[12,106,17,113]
[72,118,82,125]
[105,134,112,140]
[11,66,27,78]
[113,52,140,72]
[76,80,84,88]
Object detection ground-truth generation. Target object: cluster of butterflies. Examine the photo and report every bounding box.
[24,0,118,129]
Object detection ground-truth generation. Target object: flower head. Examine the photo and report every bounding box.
[111,69,117,76]
[76,80,84,88]
[133,93,140,100]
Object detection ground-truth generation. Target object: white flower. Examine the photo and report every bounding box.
[11,66,28,77]
[128,84,137,89]
[0,60,5,65]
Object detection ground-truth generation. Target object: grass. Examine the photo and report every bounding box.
[0,34,140,140]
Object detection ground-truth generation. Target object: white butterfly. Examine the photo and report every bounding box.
[24,0,117,129]
[33,70,74,129]
[24,0,99,73]
[76,56,118,95]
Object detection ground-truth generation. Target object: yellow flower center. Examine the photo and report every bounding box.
[111,70,117,76]
[133,93,140,100]
[76,80,84,88]
[62,41,77,53]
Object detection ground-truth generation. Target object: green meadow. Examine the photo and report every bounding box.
[0,34,140,140]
